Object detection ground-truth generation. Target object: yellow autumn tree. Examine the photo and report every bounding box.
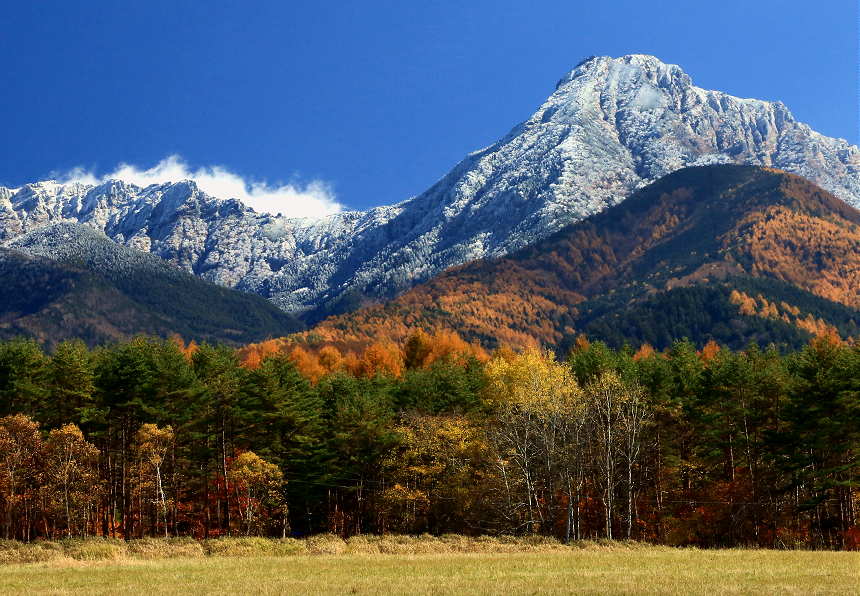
[484,348,586,535]
[484,347,582,413]
[134,424,174,537]
[403,329,434,369]
[380,413,489,533]
[42,424,100,537]
[228,451,285,536]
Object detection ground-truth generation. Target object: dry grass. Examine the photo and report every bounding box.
[0,538,856,595]
[0,534,594,563]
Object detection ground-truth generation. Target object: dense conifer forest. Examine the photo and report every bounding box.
[0,331,856,549]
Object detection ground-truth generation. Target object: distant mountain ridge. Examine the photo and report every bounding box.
[0,223,304,347]
[2,55,859,322]
[309,165,860,351]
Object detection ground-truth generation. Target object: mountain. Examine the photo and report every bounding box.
[309,165,860,351]
[2,55,859,322]
[0,223,304,347]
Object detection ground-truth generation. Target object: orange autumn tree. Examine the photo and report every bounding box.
[423,330,488,366]
[286,346,328,382]
[0,414,42,540]
[632,343,656,361]
[317,345,344,374]
[171,335,199,362]
[236,327,488,383]
[699,339,721,362]
[238,339,288,370]
[354,342,404,378]
[402,329,488,369]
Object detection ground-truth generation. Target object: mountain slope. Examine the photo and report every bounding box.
[2,55,859,321]
[309,165,860,350]
[0,223,304,347]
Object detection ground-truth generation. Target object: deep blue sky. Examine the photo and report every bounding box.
[1,0,856,211]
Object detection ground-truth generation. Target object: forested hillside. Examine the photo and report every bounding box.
[0,333,856,548]
[311,165,860,351]
[0,223,304,347]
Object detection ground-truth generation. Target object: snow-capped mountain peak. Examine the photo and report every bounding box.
[2,54,859,320]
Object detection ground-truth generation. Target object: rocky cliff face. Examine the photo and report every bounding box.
[2,55,859,319]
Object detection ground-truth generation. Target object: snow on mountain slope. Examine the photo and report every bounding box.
[2,54,859,320]
[1,222,304,345]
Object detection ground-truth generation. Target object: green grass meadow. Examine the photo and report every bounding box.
[0,537,856,595]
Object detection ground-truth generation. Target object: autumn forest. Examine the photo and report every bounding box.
[0,329,857,549]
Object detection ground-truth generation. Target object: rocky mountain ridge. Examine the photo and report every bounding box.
[2,55,858,320]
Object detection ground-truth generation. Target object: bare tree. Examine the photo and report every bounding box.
[617,381,651,539]
[134,424,174,537]
[586,373,652,540]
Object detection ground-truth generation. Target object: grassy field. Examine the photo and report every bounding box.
[0,540,856,595]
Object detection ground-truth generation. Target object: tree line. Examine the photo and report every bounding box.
[0,332,856,548]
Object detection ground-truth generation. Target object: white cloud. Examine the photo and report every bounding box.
[61,155,342,218]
